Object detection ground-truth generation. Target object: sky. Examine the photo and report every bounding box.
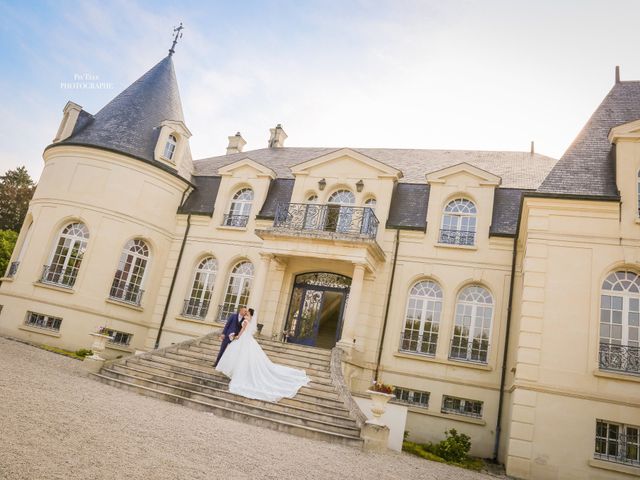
[1,0,639,180]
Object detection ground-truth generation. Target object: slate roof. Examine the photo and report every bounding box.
[490,188,527,236]
[257,179,295,218]
[538,81,640,197]
[194,147,557,189]
[178,176,221,216]
[52,56,189,180]
[386,183,430,231]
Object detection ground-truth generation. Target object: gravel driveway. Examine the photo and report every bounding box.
[0,336,498,480]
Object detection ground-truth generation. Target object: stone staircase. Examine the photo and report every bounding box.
[91,333,365,447]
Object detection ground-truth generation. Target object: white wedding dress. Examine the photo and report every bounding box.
[215,316,310,402]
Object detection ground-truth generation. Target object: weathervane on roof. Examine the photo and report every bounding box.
[168,22,184,56]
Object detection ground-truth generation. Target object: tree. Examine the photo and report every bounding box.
[0,230,18,276]
[0,166,36,232]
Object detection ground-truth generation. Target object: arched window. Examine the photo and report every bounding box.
[362,197,378,236]
[600,271,640,374]
[163,134,177,160]
[183,257,218,319]
[439,198,477,246]
[218,261,254,322]
[224,188,253,227]
[400,280,443,355]
[109,239,150,306]
[326,189,355,233]
[41,222,89,288]
[449,286,493,363]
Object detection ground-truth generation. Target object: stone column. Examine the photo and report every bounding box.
[247,253,273,314]
[338,262,366,350]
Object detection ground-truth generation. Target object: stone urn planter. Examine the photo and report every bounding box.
[89,333,112,358]
[366,390,395,425]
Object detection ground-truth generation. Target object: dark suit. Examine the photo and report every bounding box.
[213,312,243,367]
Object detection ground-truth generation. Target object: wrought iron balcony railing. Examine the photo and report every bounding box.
[449,338,489,364]
[599,342,640,375]
[40,264,77,288]
[222,214,249,228]
[439,229,476,246]
[109,282,144,306]
[182,299,210,319]
[6,261,19,278]
[273,203,379,238]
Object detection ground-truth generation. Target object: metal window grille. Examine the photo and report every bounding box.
[394,387,430,408]
[25,311,62,331]
[441,395,483,418]
[7,261,19,278]
[595,420,640,466]
[109,239,149,306]
[41,223,89,288]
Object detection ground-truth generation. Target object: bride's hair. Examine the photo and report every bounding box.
[248,308,255,316]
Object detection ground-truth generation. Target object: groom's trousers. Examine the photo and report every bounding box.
[213,337,231,367]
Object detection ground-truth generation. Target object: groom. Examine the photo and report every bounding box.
[213,306,247,368]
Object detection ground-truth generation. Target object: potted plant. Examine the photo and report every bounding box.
[366,380,395,424]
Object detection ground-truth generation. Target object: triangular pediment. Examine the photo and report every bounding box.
[218,158,276,179]
[609,118,640,143]
[291,148,402,179]
[426,162,501,186]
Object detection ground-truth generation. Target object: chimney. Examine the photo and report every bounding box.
[615,65,620,84]
[226,132,246,154]
[530,141,535,154]
[268,124,287,148]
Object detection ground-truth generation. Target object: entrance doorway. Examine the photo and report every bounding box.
[284,272,351,349]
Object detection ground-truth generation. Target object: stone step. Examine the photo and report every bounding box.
[113,363,350,414]
[106,364,356,427]
[199,337,332,361]
[92,373,363,447]
[99,369,360,437]
[177,346,332,374]
[161,351,333,382]
[188,342,333,368]
[131,356,340,399]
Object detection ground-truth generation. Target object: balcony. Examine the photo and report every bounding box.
[181,299,210,320]
[40,264,77,289]
[222,214,249,228]
[438,229,475,246]
[599,343,640,375]
[273,203,379,238]
[6,261,19,278]
[109,282,144,306]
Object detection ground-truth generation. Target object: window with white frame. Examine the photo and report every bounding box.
[102,328,133,347]
[326,189,355,233]
[394,387,430,408]
[599,271,640,375]
[109,239,150,306]
[449,286,493,363]
[25,311,62,331]
[183,257,218,319]
[441,395,483,418]
[163,134,177,160]
[439,198,477,246]
[41,222,89,288]
[595,420,640,466]
[400,280,443,356]
[217,261,254,322]
[223,188,253,227]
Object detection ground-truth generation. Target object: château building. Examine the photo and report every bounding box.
[1,48,638,479]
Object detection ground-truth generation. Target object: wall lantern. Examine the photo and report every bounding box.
[356,179,364,192]
[318,178,327,191]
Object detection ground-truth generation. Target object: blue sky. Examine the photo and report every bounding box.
[1,0,640,178]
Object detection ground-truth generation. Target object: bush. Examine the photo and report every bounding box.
[75,348,93,358]
[432,429,471,463]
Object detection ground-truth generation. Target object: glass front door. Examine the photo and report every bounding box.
[284,272,351,348]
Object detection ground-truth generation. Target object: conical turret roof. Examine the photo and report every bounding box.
[59,55,186,165]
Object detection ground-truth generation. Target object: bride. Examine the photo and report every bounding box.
[215,308,310,402]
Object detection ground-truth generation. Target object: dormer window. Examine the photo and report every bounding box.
[163,134,177,161]
[439,198,477,246]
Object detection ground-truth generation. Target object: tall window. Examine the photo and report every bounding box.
[41,222,89,288]
[595,420,640,466]
[223,188,253,227]
[439,198,477,246]
[599,271,640,374]
[400,280,443,355]
[109,239,150,306]
[326,189,355,233]
[183,257,218,319]
[164,134,177,160]
[218,261,254,322]
[449,285,493,363]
